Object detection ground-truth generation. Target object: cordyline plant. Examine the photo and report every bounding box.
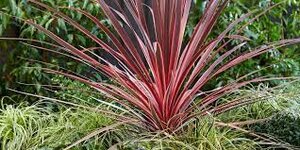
[22,0,300,131]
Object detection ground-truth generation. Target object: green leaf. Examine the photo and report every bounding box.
[76,34,86,46]
[67,34,74,43]
[0,24,3,35]
[83,0,88,9]
[45,18,54,29]
[245,29,259,40]
[57,18,67,32]
[35,83,41,92]
[8,0,17,15]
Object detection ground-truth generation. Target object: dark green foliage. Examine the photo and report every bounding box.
[252,112,300,146]
[190,0,300,88]
[0,0,106,98]
[222,0,300,77]
[51,75,106,105]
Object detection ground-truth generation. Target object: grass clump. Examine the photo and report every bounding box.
[0,98,259,150]
[217,81,300,148]
[122,117,257,150]
[2,80,300,149]
[0,97,118,150]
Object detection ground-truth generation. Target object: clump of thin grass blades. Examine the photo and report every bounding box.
[2,80,300,149]
[0,97,122,150]
[219,79,300,122]
[123,116,259,150]
[0,96,260,150]
[216,80,300,149]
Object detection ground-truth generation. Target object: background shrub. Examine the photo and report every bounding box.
[190,0,300,88]
[253,113,300,147]
[0,0,106,99]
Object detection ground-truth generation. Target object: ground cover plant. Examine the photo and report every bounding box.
[0,97,121,150]
[250,81,300,147]
[1,79,300,149]
[1,0,300,149]
[0,97,258,150]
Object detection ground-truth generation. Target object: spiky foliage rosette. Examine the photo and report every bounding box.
[24,0,300,131]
